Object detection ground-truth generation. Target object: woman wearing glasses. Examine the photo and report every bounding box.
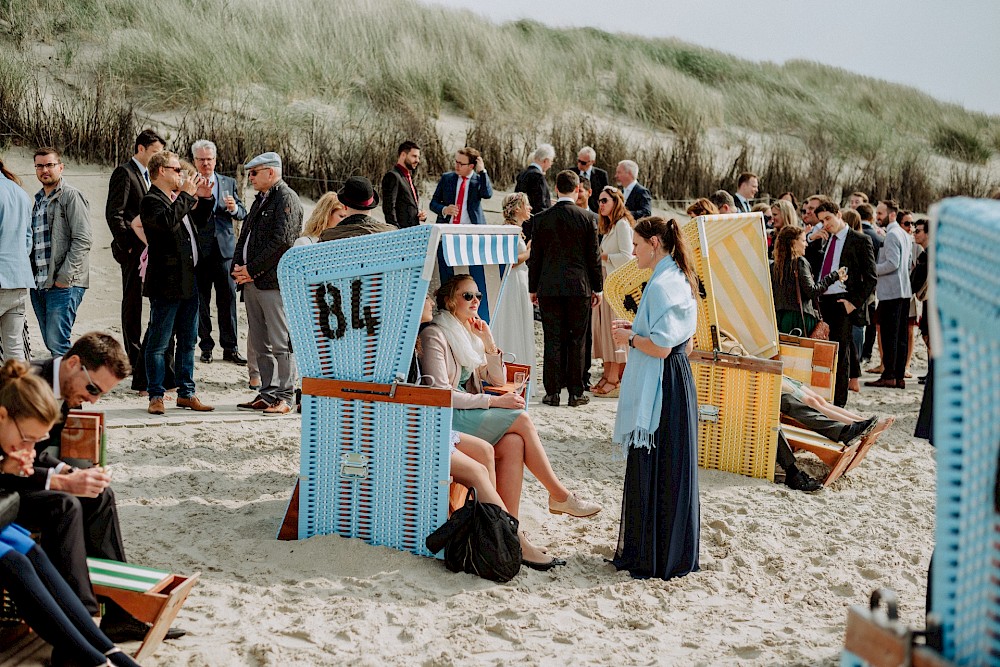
[417,276,602,553]
[0,359,142,667]
[591,187,635,397]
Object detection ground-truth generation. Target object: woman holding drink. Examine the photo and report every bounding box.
[609,217,701,581]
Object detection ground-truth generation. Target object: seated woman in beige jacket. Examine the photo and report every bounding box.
[417,275,602,525]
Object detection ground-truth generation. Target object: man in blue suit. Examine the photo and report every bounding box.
[430,147,495,314]
[191,140,247,365]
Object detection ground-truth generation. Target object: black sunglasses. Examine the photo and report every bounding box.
[81,366,105,397]
[461,291,483,302]
[598,197,611,204]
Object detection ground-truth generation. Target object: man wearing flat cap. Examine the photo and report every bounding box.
[232,152,303,415]
[319,176,395,242]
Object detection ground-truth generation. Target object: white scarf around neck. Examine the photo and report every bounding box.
[432,311,485,371]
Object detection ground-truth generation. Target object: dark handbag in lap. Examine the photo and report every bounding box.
[0,491,19,530]
[426,487,522,583]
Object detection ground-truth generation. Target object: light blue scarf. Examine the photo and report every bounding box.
[612,254,698,458]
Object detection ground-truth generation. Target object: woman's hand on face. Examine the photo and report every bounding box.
[468,316,495,345]
[491,392,525,409]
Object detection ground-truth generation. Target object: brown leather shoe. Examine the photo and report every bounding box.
[237,396,271,411]
[147,398,165,415]
[263,399,292,415]
[177,395,215,411]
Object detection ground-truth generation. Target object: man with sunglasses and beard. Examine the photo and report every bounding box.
[1,332,186,640]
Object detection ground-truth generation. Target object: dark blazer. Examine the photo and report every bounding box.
[232,180,303,290]
[140,187,214,300]
[195,173,246,260]
[624,182,653,220]
[771,256,840,318]
[105,159,147,264]
[430,171,493,225]
[573,166,608,213]
[813,228,877,326]
[514,165,551,214]
[381,165,421,229]
[528,201,603,297]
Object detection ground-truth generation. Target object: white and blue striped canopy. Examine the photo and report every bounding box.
[437,226,520,267]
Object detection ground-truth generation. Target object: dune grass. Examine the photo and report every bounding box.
[1,0,998,206]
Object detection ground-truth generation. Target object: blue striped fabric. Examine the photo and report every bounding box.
[440,231,519,267]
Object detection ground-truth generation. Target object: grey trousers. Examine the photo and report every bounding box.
[0,288,28,361]
[243,283,297,403]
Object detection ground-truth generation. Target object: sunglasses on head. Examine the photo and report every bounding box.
[461,291,483,302]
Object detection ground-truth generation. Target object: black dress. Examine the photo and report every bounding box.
[612,341,700,580]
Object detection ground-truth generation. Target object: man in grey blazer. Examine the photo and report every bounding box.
[191,139,247,365]
[866,199,912,389]
[30,147,91,356]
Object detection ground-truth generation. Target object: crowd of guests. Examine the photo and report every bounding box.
[0,129,958,654]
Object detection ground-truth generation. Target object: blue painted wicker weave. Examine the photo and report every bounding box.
[298,393,452,558]
[930,198,1000,665]
[278,225,435,383]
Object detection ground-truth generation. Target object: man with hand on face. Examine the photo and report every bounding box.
[191,139,247,366]
[140,151,216,416]
[381,140,427,229]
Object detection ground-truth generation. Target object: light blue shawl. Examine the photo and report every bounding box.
[612,254,698,458]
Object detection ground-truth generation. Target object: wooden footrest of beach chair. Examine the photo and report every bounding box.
[780,424,858,487]
[88,558,199,662]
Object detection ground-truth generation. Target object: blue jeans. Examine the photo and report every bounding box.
[145,294,199,399]
[30,286,86,356]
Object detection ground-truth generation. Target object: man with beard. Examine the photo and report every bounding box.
[381,140,427,229]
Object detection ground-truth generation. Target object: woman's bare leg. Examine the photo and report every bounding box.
[456,434,496,488]
[493,433,525,518]
[606,361,624,384]
[801,386,864,424]
[508,413,571,502]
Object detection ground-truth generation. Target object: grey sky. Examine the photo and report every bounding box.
[415,0,1000,116]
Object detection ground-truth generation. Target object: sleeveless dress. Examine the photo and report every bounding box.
[492,235,535,369]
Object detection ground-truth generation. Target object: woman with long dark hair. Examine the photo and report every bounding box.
[609,216,700,580]
[591,187,634,397]
[771,226,845,335]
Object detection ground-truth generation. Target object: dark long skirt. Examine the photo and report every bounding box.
[612,341,700,580]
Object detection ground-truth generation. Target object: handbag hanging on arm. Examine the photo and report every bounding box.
[795,266,830,341]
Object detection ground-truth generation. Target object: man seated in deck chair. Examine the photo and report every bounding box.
[15,332,186,642]
[775,390,890,492]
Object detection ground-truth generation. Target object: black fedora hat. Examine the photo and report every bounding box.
[337,176,380,210]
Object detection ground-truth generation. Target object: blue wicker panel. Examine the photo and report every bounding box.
[931,197,1000,665]
[839,652,864,667]
[298,394,452,558]
[278,226,434,383]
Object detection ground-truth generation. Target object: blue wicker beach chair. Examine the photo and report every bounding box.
[276,225,520,557]
[842,197,1000,667]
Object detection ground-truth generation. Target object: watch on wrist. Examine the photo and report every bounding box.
[628,333,636,348]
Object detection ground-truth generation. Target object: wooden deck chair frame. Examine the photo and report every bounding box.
[780,422,858,487]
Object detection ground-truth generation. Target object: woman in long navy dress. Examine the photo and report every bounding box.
[610,216,700,581]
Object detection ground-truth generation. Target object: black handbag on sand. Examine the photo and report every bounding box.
[0,491,19,530]
[426,487,522,583]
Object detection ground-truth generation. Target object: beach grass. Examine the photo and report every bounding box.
[1,0,998,205]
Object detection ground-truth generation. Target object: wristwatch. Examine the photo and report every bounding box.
[628,333,636,348]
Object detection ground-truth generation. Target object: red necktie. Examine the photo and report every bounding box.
[402,167,418,203]
[453,177,468,224]
[821,234,838,276]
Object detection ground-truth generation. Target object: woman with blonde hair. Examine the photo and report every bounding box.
[685,198,718,218]
[770,198,800,232]
[294,192,347,246]
[592,186,635,397]
[0,360,142,666]
[490,193,535,382]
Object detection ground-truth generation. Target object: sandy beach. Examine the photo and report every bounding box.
[2,149,934,666]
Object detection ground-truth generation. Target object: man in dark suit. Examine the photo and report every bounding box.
[381,140,426,229]
[515,144,554,217]
[232,152,303,415]
[731,171,758,213]
[6,332,185,640]
[140,151,216,415]
[528,171,603,408]
[813,201,877,407]
[856,202,882,364]
[615,160,652,220]
[191,139,247,366]
[105,129,164,374]
[572,146,608,213]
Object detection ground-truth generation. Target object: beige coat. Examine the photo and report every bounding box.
[417,324,506,410]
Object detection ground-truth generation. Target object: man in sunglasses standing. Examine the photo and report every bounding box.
[8,332,185,640]
[572,146,608,214]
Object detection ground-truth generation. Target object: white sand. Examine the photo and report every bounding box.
[3,149,933,666]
